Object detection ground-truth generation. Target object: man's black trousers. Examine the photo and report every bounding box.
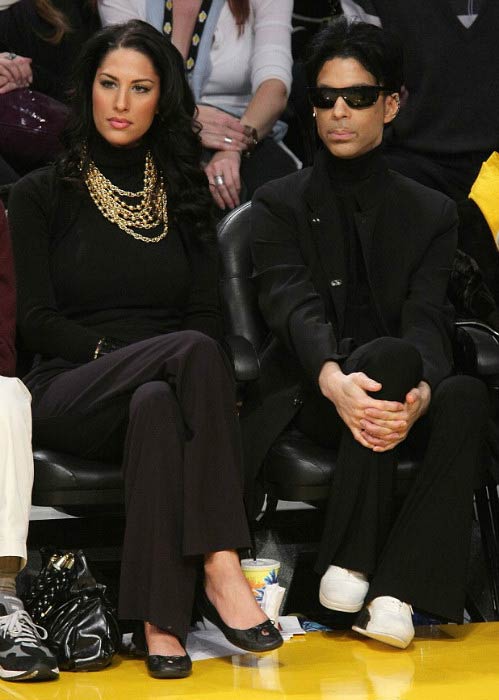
[294,337,489,622]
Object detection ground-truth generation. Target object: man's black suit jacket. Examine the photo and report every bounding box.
[240,148,458,510]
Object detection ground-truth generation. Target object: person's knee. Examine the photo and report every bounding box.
[129,381,178,420]
[181,330,219,355]
[346,337,422,397]
[360,337,421,372]
[181,331,228,373]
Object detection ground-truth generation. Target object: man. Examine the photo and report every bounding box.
[340,0,499,202]
[0,201,58,682]
[244,17,488,649]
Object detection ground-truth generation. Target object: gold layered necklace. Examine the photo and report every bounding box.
[84,150,168,243]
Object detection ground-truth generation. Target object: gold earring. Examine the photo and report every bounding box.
[313,109,316,118]
[393,94,401,115]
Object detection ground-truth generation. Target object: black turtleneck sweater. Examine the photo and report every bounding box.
[8,138,221,364]
[325,145,384,347]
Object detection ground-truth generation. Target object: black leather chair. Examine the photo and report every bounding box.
[32,450,122,508]
[14,354,123,511]
[26,201,499,617]
[453,320,499,616]
[217,201,499,620]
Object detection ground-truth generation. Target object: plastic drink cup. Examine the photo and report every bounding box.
[240,558,280,604]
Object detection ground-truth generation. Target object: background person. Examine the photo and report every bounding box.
[9,20,282,680]
[0,0,99,100]
[0,201,59,683]
[0,0,100,184]
[339,0,499,202]
[98,0,298,212]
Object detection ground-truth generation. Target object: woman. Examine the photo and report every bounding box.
[8,20,282,679]
[98,0,298,211]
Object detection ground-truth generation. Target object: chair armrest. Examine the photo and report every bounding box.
[454,320,499,378]
[224,334,260,382]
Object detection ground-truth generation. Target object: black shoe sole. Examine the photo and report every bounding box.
[0,663,59,682]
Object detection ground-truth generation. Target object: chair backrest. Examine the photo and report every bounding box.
[217,202,268,353]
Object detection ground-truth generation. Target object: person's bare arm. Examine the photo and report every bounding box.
[240,78,288,141]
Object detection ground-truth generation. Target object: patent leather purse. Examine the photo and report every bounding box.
[0,88,68,170]
[24,548,121,671]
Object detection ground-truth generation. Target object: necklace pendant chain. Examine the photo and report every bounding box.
[84,150,169,243]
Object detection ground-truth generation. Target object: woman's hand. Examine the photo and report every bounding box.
[204,151,242,210]
[0,53,32,94]
[318,361,405,450]
[197,105,252,152]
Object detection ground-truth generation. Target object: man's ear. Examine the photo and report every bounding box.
[383,93,400,124]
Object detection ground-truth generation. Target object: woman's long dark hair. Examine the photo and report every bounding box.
[58,20,214,239]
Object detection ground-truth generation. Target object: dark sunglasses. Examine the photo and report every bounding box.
[308,85,389,110]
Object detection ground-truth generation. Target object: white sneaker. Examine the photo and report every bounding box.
[352,596,415,649]
[319,565,369,613]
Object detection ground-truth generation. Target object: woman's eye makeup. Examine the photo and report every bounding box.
[99,79,116,89]
[98,79,151,93]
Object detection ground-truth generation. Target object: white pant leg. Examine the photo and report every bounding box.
[0,377,33,568]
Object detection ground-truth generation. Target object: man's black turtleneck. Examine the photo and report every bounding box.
[8,138,221,365]
[325,144,384,346]
[325,143,385,194]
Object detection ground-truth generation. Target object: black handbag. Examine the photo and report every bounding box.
[24,549,121,671]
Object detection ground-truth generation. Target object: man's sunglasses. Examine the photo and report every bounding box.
[308,85,390,110]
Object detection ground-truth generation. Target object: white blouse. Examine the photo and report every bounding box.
[98,0,293,115]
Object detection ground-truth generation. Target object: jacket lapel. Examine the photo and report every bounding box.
[304,151,347,333]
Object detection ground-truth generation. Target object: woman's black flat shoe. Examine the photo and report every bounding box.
[146,653,192,679]
[198,589,283,653]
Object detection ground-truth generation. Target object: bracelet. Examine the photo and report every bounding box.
[243,126,259,158]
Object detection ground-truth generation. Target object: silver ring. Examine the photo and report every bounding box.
[223,136,233,144]
[7,52,16,60]
[214,174,225,186]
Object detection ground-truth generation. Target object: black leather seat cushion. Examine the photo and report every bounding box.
[32,449,123,506]
[264,427,420,502]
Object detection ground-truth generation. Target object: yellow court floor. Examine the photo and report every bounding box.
[3,622,499,700]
